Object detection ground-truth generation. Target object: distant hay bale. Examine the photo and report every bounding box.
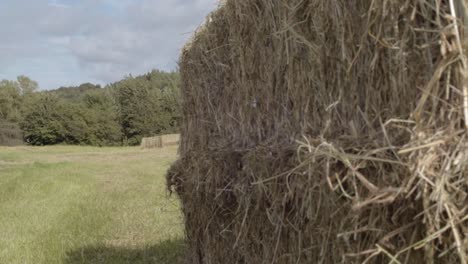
[161,134,180,146]
[0,121,23,146]
[141,134,180,149]
[141,136,162,149]
[168,1,467,264]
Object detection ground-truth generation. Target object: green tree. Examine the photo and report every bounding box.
[2,71,180,147]
[110,70,181,145]
[0,80,22,122]
[81,90,122,146]
[20,86,123,146]
[20,94,65,145]
[17,75,38,95]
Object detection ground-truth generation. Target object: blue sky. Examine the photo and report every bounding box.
[0,0,218,89]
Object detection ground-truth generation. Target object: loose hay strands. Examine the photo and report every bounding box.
[168,0,468,263]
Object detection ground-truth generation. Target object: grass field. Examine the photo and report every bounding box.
[0,145,184,264]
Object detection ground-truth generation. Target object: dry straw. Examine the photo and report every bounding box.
[168,0,468,263]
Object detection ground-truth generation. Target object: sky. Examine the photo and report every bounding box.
[0,0,219,90]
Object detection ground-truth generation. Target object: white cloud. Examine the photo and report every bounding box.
[0,0,219,89]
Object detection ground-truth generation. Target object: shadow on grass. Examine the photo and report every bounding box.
[64,239,186,264]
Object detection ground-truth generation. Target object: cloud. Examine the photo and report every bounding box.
[64,0,219,81]
[47,0,71,8]
[0,0,218,89]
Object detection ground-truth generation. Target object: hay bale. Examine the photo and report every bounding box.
[0,121,23,146]
[168,1,468,263]
[161,134,180,146]
[141,134,180,149]
[141,136,163,149]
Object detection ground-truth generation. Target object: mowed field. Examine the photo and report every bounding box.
[0,145,184,264]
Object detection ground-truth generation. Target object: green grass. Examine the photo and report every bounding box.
[0,145,184,264]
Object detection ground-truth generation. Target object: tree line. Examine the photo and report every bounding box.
[0,70,181,146]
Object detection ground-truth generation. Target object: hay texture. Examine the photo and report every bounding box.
[168,0,468,263]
